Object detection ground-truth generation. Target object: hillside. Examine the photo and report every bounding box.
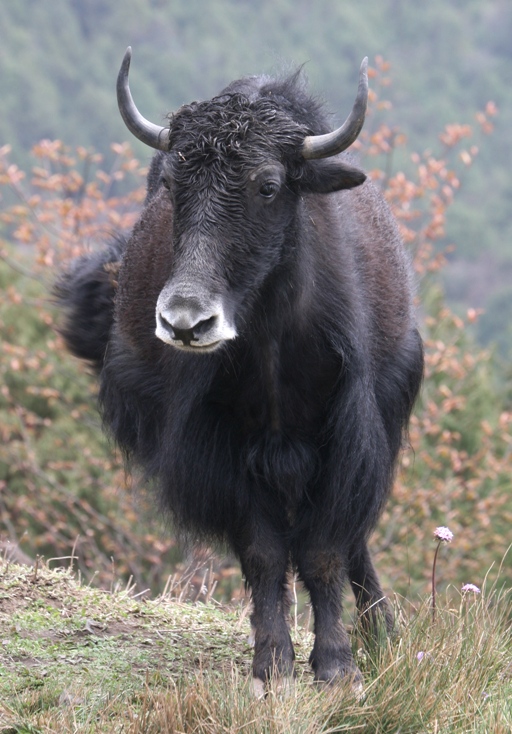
[1,560,511,732]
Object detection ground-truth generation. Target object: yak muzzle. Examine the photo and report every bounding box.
[155,294,237,352]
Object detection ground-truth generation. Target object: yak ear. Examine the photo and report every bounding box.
[303,158,366,194]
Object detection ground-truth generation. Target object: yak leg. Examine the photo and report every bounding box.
[248,576,294,648]
[348,541,394,638]
[235,517,294,691]
[295,543,361,686]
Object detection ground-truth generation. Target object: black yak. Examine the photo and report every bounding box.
[56,47,423,693]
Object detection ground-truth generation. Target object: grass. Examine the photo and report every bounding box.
[0,559,511,733]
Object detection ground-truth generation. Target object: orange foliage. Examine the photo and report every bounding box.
[0,140,146,267]
[359,61,511,596]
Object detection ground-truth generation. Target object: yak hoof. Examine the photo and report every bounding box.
[335,673,366,702]
[314,665,365,698]
[350,678,366,701]
[274,675,295,698]
[251,675,295,700]
[251,677,266,699]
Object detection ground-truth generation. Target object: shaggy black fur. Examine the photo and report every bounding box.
[54,238,125,368]
[56,69,424,688]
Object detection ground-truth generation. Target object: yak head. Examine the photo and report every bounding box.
[117,48,367,353]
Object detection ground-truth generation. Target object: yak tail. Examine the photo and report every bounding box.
[53,237,126,371]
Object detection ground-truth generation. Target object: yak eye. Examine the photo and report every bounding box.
[161,175,171,190]
[259,181,279,199]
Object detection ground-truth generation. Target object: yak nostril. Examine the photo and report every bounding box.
[192,315,217,337]
[156,310,176,337]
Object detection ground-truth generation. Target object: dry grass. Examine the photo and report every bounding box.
[0,560,511,733]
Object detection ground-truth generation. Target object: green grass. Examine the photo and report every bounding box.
[0,560,511,733]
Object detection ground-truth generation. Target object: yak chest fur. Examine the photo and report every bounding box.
[209,334,341,508]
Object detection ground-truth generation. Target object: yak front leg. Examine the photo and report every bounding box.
[235,516,295,694]
[295,544,362,687]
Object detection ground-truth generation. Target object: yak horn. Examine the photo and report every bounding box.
[117,47,171,151]
[302,58,368,160]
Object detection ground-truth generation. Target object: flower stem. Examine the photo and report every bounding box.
[431,541,441,624]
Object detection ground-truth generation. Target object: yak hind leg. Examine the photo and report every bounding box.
[348,541,394,640]
[234,516,295,694]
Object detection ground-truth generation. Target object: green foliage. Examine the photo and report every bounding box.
[478,286,512,361]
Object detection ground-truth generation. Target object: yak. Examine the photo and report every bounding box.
[56,47,423,694]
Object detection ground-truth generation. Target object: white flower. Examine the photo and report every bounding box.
[461,583,481,594]
[433,526,454,543]
[416,651,432,663]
